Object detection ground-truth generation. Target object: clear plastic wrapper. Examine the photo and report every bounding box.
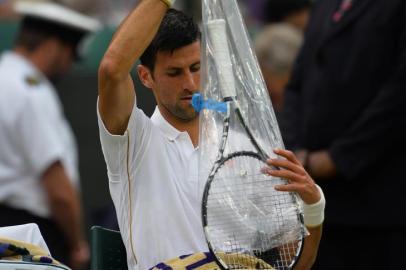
[198,0,307,254]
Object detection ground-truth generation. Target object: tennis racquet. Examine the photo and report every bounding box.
[201,19,305,270]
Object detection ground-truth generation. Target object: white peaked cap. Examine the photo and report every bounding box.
[14,1,101,33]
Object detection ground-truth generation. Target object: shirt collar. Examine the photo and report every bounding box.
[151,106,183,141]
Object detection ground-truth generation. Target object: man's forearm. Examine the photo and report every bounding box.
[101,0,169,78]
[42,162,85,250]
[49,187,88,269]
[49,189,85,249]
[98,0,170,135]
[294,225,322,270]
[293,185,324,269]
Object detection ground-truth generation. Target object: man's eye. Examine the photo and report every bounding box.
[191,65,201,72]
[167,70,181,77]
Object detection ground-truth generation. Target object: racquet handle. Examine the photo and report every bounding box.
[207,19,237,99]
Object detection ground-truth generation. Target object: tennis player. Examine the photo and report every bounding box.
[97,0,325,269]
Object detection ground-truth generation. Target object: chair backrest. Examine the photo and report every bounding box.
[90,226,128,270]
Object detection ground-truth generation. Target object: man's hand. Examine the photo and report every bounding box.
[69,240,90,270]
[294,149,308,167]
[307,150,337,179]
[262,148,320,204]
[262,149,324,270]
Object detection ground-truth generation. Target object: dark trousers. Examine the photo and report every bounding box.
[0,204,70,266]
[312,224,406,270]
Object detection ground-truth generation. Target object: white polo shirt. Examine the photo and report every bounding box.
[98,103,208,270]
[0,52,79,218]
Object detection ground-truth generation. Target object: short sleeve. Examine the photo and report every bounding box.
[97,98,152,176]
[15,92,65,176]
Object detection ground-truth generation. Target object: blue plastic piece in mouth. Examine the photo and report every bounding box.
[191,93,227,113]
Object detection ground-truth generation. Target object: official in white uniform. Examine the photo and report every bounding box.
[0,2,100,268]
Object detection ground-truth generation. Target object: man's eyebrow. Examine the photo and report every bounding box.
[165,66,182,71]
[190,61,201,67]
[165,61,200,70]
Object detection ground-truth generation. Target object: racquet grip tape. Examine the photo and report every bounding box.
[303,185,325,228]
[207,19,237,98]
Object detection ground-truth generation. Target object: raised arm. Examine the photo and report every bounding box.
[98,0,170,135]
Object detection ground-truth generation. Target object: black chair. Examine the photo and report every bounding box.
[90,226,127,270]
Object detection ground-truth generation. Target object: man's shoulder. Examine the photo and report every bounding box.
[0,69,48,95]
[0,53,49,95]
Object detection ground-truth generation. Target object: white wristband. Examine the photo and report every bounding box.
[160,0,175,7]
[303,185,325,228]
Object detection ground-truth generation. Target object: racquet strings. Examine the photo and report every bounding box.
[206,154,302,269]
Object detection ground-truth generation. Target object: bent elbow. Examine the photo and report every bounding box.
[98,56,126,82]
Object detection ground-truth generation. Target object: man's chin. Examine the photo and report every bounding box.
[180,113,199,122]
[176,109,199,122]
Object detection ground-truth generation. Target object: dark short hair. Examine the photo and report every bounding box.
[140,9,201,71]
[265,0,313,23]
[15,17,86,56]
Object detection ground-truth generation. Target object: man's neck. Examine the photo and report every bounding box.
[13,47,47,76]
[177,118,199,147]
[159,107,199,147]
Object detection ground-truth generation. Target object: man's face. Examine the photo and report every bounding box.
[49,41,74,82]
[148,41,201,122]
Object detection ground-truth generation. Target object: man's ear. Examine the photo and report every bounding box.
[137,65,154,89]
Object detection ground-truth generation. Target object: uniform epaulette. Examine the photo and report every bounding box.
[25,75,42,87]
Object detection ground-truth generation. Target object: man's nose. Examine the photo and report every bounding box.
[183,70,198,91]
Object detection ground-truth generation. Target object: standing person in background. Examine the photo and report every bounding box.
[254,23,303,117]
[282,0,406,269]
[0,1,100,268]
